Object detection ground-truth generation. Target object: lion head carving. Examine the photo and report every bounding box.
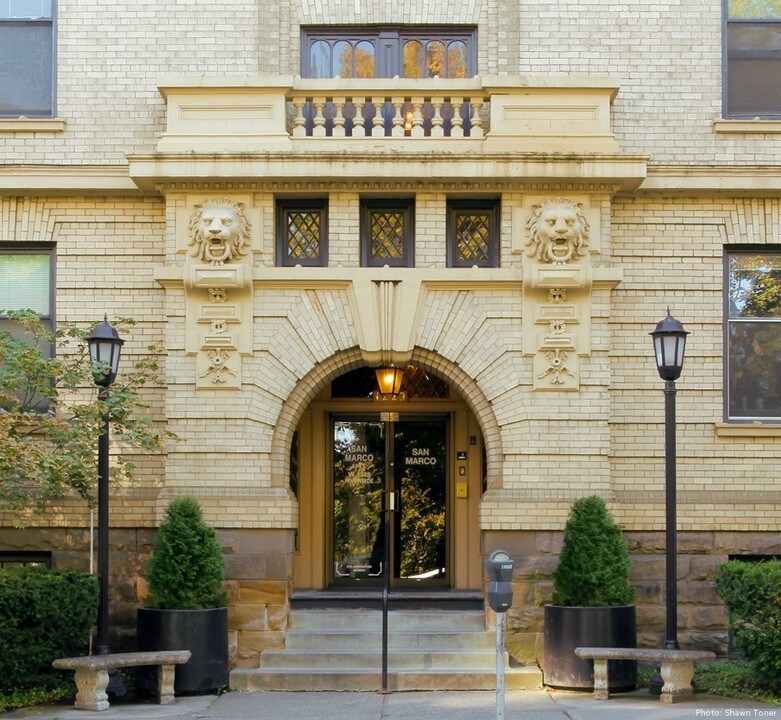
[525,198,589,264]
[188,199,251,265]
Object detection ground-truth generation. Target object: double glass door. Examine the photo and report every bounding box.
[331,415,448,587]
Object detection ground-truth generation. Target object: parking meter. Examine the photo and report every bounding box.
[486,550,514,612]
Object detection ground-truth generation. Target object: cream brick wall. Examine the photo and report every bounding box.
[3,1,780,166]
[3,2,779,668]
[1,191,778,537]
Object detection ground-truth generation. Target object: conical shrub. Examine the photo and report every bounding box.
[145,496,227,609]
[552,495,635,607]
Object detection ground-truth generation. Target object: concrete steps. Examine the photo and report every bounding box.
[231,608,542,691]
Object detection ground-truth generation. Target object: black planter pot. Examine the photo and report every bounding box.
[136,607,229,694]
[543,604,637,691]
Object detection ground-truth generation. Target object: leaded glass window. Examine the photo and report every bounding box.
[277,199,328,267]
[0,0,55,117]
[724,0,781,117]
[361,200,413,268]
[302,27,475,79]
[331,366,450,399]
[447,200,499,268]
[725,248,781,420]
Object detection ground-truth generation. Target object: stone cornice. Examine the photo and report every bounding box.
[154,264,622,290]
[637,164,781,195]
[0,164,140,195]
[128,152,648,194]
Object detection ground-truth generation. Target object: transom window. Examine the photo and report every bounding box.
[447,199,499,268]
[360,199,414,268]
[302,26,476,79]
[0,0,55,117]
[725,248,781,420]
[723,0,781,118]
[276,199,328,267]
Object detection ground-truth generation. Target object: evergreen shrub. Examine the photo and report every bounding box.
[145,496,227,609]
[0,566,98,691]
[552,495,636,607]
[715,559,781,691]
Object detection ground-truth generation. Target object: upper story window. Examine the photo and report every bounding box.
[0,0,55,117]
[276,199,328,267]
[302,26,476,79]
[724,0,781,118]
[725,247,781,421]
[361,199,414,268]
[447,199,499,268]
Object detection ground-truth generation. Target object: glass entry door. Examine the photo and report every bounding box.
[331,415,448,587]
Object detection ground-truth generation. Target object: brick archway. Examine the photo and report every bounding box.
[269,346,503,491]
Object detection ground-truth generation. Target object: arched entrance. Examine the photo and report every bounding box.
[291,362,487,591]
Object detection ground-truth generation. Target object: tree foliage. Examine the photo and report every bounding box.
[0,310,172,523]
[727,0,781,19]
[553,495,636,607]
[144,496,228,610]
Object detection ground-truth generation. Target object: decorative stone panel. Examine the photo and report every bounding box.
[517,195,601,391]
[179,196,262,389]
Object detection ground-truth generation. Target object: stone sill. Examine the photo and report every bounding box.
[0,118,66,133]
[713,119,781,134]
[715,422,781,438]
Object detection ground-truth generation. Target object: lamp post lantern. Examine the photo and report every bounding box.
[87,315,124,658]
[650,309,688,651]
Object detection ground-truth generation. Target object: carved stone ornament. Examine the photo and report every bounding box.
[198,348,238,385]
[537,349,576,385]
[525,197,589,265]
[188,198,251,266]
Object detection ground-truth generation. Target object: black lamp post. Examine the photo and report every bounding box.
[87,316,124,658]
[650,309,689,651]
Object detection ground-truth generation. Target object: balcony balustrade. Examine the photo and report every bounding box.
[128,75,648,193]
[155,76,621,153]
[288,81,486,138]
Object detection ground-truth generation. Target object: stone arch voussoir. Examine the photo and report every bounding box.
[269,347,504,491]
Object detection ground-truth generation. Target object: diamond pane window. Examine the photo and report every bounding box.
[447,200,499,268]
[371,211,405,260]
[361,200,413,267]
[277,199,328,267]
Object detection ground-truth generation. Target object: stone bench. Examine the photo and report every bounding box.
[53,650,191,711]
[575,647,715,703]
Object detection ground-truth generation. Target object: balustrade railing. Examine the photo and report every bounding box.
[288,84,488,139]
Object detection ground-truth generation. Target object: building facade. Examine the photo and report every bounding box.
[1,0,780,684]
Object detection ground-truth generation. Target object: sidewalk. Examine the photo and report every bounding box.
[3,688,779,720]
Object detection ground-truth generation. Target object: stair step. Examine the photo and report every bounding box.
[229,606,540,692]
[290,609,486,632]
[260,648,497,670]
[284,630,494,651]
[231,667,543,692]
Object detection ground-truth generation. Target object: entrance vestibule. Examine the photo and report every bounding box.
[292,365,484,593]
